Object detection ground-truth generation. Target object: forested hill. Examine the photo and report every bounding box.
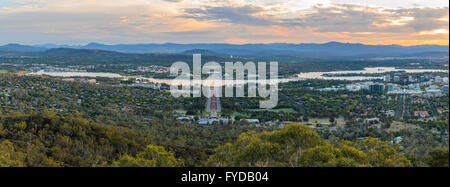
[0,48,240,66]
[1,112,448,167]
[0,111,154,167]
[1,42,448,58]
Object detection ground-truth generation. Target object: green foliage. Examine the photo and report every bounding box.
[111,145,184,167]
[208,123,413,167]
[0,140,25,167]
[348,138,412,167]
[0,112,152,167]
[426,148,449,167]
[298,144,368,167]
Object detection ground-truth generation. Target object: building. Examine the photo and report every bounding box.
[443,85,449,94]
[387,84,395,92]
[414,111,430,118]
[443,77,449,83]
[393,137,403,143]
[131,83,160,89]
[394,76,400,82]
[198,119,214,125]
[244,119,260,126]
[196,116,231,125]
[426,89,442,97]
[369,84,385,93]
[384,110,395,117]
[177,116,194,123]
[364,118,380,124]
[206,87,221,116]
[420,76,426,82]
[88,79,97,84]
[408,75,415,82]
[435,76,442,83]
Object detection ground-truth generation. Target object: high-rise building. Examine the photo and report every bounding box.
[443,85,449,94]
[370,84,385,93]
[394,76,400,82]
[443,77,449,83]
[435,76,442,83]
[387,84,394,92]
[420,76,426,82]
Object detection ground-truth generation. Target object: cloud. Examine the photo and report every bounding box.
[162,0,183,2]
[182,5,275,26]
[0,0,448,45]
[181,4,449,34]
[299,4,449,33]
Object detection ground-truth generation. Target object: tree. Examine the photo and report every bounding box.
[207,123,413,167]
[426,148,449,167]
[329,116,335,123]
[303,116,309,122]
[298,144,368,167]
[0,112,150,167]
[111,145,184,167]
[353,138,412,167]
[0,140,25,167]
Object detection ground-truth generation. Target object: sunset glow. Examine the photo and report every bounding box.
[0,0,448,45]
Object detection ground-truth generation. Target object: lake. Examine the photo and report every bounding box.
[28,67,448,85]
[29,70,122,78]
[297,67,448,81]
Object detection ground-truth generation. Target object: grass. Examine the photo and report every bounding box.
[387,121,421,133]
[247,108,297,114]
[174,110,187,115]
[232,112,251,118]
[306,117,346,128]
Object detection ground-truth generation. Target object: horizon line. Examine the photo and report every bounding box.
[2,41,449,47]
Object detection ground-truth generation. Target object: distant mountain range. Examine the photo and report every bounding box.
[0,44,47,52]
[0,42,448,58]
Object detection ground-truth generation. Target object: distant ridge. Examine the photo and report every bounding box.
[1,42,448,58]
[0,44,47,52]
[42,48,124,56]
[179,49,227,57]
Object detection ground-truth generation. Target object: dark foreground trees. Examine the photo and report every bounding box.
[0,112,447,167]
[110,145,184,167]
[426,148,449,167]
[0,111,177,167]
[207,123,412,167]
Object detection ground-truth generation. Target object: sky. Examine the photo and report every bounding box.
[0,0,448,45]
